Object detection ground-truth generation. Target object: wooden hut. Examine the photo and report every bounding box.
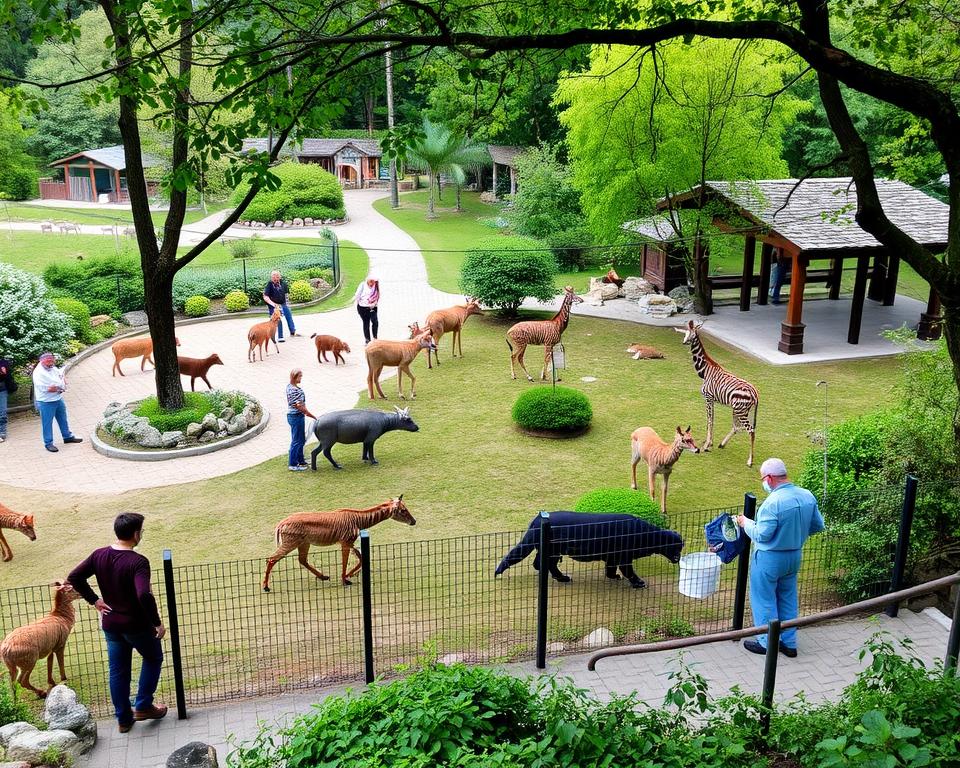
[41,146,160,203]
[621,214,688,292]
[241,138,385,188]
[487,145,524,198]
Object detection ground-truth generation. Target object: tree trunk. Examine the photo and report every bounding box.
[427,172,436,218]
[942,303,960,455]
[456,184,462,211]
[144,269,182,408]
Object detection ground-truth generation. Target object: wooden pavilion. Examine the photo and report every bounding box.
[41,145,160,203]
[487,145,524,198]
[653,178,947,355]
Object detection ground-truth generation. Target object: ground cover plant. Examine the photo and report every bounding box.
[574,488,665,527]
[133,391,247,432]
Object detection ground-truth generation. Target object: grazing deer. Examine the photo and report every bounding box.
[630,426,700,515]
[408,297,483,368]
[365,331,437,400]
[112,335,181,376]
[1,582,83,698]
[40,221,54,234]
[0,504,36,562]
[262,496,416,590]
[676,320,759,467]
[248,308,282,362]
[506,286,583,381]
[626,343,665,360]
[177,353,224,391]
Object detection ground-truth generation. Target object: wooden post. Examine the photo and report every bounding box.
[867,252,887,302]
[740,235,756,312]
[917,286,943,341]
[87,162,97,202]
[509,166,516,196]
[778,252,806,354]
[883,254,900,306]
[828,258,842,300]
[848,254,871,344]
[758,242,772,305]
[492,163,498,198]
[114,169,122,203]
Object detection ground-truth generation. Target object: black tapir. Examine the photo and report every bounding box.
[310,407,419,470]
[494,511,684,588]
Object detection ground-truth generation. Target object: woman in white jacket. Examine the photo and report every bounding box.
[353,275,380,344]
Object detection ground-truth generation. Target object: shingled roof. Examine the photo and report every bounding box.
[669,178,950,255]
[621,214,679,242]
[241,138,382,157]
[49,145,160,171]
[487,145,525,167]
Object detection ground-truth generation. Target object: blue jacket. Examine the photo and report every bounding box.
[742,483,825,551]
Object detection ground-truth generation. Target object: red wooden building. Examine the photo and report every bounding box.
[40,146,160,203]
[241,138,386,188]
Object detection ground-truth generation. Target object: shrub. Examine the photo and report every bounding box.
[289,267,334,284]
[133,391,247,432]
[0,680,35,727]
[91,319,119,341]
[460,236,557,316]
[233,162,345,222]
[511,386,592,434]
[574,488,665,527]
[0,263,73,366]
[288,280,314,303]
[229,238,260,260]
[291,203,346,221]
[0,167,38,200]
[545,226,595,270]
[43,254,143,316]
[224,290,250,312]
[506,145,585,240]
[184,295,210,317]
[51,297,94,344]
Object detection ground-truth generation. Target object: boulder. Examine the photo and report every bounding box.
[43,685,89,732]
[215,430,228,439]
[127,421,163,448]
[216,418,228,433]
[0,723,37,748]
[225,420,243,436]
[0,761,32,768]
[479,191,497,203]
[230,414,248,432]
[622,276,656,302]
[546,642,566,653]
[309,278,331,292]
[161,431,184,448]
[304,217,314,226]
[292,218,304,227]
[283,219,292,227]
[584,628,614,648]
[166,741,219,768]
[110,413,149,439]
[74,718,98,754]
[90,314,113,328]
[581,289,605,307]
[185,422,204,439]
[274,221,284,228]
[587,277,620,300]
[242,407,262,427]
[668,286,696,313]
[5,730,80,764]
[637,293,678,318]
[219,407,236,422]
[200,413,219,433]
[198,432,216,444]
[103,401,126,418]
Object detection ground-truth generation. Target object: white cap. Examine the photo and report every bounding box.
[760,457,787,478]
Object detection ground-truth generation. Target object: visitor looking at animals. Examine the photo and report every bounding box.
[32,352,83,453]
[262,270,298,342]
[0,356,15,443]
[736,458,824,658]
[286,368,316,472]
[354,274,380,345]
[67,513,167,734]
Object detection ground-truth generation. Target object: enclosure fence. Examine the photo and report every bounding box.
[1,476,955,718]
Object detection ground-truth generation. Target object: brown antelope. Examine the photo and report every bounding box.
[408,297,483,368]
[177,353,224,391]
[111,335,181,376]
[262,496,416,590]
[626,343,665,360]
[0,504,36,562]
[630,426,700,515]
[365,331,437,400]
[1,582,83,698]
[248,307,282,362]
[506,286,583,381]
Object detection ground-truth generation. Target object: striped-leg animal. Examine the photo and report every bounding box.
[676,320,759,467]
[506,286,583,381]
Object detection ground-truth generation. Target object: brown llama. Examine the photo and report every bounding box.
[248,308,282,363]
[262,496,416,590]
[310,334,351,365]
[408,297,483,368]
[630,426,700,515]
[365,331,437,400]
[626,343,665,360]
[0,504,36,562]
[177,353,224,391]
[506,286,583,381]
[0,582,83,698]
[112,335,181,376]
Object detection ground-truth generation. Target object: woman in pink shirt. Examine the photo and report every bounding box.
[353,275,380,344]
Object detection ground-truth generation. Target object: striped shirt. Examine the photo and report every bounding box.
[286,384,305,415]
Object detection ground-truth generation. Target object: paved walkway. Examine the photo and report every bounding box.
[79,608,951,767]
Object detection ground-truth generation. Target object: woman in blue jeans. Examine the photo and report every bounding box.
[286,369,316,471]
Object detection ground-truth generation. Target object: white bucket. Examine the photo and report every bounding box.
[678,552,722,599]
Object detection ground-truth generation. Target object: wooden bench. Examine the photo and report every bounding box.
[707,269,834,291]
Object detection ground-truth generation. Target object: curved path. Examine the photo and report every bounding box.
[3,189,461,493]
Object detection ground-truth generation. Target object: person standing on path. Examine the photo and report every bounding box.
[737,458,824,657]
[68,513,167,734]
[263,270,299,342]
[353,274,380,344]
[31,352,82,453]
[0,356,16,443]
[286,368,316,471]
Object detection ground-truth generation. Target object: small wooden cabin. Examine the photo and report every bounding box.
[41,146,160,203]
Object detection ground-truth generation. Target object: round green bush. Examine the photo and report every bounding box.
[288,279,314,303]
[511,386,592,434]
[574,488,666,528]
[460,236,558,316]
[51,297,94,344]
[224,290,250,312]
[232,162,344,223]
[545,226,595,270]
[184,295,210,317]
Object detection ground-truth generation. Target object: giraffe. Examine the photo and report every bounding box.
[506,286,583,381]
[676,320,759,467]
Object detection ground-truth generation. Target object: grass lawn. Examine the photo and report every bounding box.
[0,201,229,227]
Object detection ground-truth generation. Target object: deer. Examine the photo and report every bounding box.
[408,297,483,368]
[111,335,181,376]
[262,496,416,590]
[365,331,437,400]
[177,353,224,391]
[248,307,282,362]
[506,286,583,381]
[626,343,665,360]
[630,426,700,516]
[1,582,83,699]
[0,504,36,562]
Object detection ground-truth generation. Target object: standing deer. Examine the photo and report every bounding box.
[676,320,759,467]
[630,426,700,515]
[0,504,36,562]
[506,286,583,381]
[408,298,483,368]
[262,496,416,590]
[248,308,282,362]
[365,331,437,400]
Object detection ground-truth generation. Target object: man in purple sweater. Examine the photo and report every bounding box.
[68,513,167,733]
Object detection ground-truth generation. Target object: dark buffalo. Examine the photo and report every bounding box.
[310,407,419,470]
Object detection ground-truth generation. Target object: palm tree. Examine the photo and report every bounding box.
[407,117,487,218]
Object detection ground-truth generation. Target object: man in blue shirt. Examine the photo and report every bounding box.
[737,457,825,657]
[262,270,298,342]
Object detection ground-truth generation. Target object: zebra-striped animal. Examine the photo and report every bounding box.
[506,286,583,381]
[676,320,759,467]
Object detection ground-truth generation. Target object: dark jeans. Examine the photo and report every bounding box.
[357,305,379,343]
[770,263,788,303]
[267,303,296,339]
[287,412,305,467]
[104,629,164,725]
[0,389,7,437]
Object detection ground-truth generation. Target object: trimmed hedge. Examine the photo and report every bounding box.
[460,236,558,316]
[224,290,250,312]
[232,162,346,223]
[574,488,666,528]
[512,386,592,434]
[184,296,210,317]
[51,297,94,344]
[288,280,313,303]
[44,254,144,317]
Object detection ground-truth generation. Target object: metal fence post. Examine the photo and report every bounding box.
[333,234,341,288]
[886,475,919,618]
[760,620,781,734]
[242,258,248,296]
[535,512,551,669]
[946,584,960,675]
[360,530,375,684]
[162,550,187,720]
[732,494,757,632]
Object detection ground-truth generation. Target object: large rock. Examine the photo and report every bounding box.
[584,628,614,648]
[166,741,219,768]
[185,422,204,439]
[292,218,304,227]
[309,278,332,292]
[200,413,219,433]
[127,421,163,448]
[581,289,605,307]
[217,418,228,433]
[637,293,678,318]
[587,278,620,301]
[103,401,126,418]
[219,407,236,422]
[198,432,216,444]
[5,730,80,764]
[304,217,314,226]
[161,431,184,448]
[0,760,32,768]
[43,684,89,731]
[668,285,696,313]
[242,406,262,427]
[0,723,36,748]
[622,276,656,302]
[74,719,98,754]
[225,419,244,436]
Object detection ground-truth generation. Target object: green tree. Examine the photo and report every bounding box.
[506,144,584,240]
[407,117,487,217]
[0,91,36,199]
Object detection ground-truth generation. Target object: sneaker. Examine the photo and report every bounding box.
[133,704,168,721]
[288,465,307,472]
[778,642,798,658]
[278,338,286,343]
[64,436,83,444]
[0,435,5,443]
[743,639,767,655]
[45,444,59,453]
[290,332,300,337]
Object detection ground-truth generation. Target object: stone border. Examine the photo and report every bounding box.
[90,407,271,461]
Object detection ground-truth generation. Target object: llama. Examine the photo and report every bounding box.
[310,334,351,365]
[0,504,36,562]
[365,331,437,400]
[112,335,181,376]
[626,343,665,360]
[408,298,483,368]
[630,426,700,515]
[676,320,759,467]
[262,497,416,590]
[506,286,583,381]
[177,354,224,391]
[0,582,83,698]
[248,308,282,363]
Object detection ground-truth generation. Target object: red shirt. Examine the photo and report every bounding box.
[68,547,161,633]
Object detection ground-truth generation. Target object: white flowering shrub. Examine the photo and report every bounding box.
[0,263,73,365]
